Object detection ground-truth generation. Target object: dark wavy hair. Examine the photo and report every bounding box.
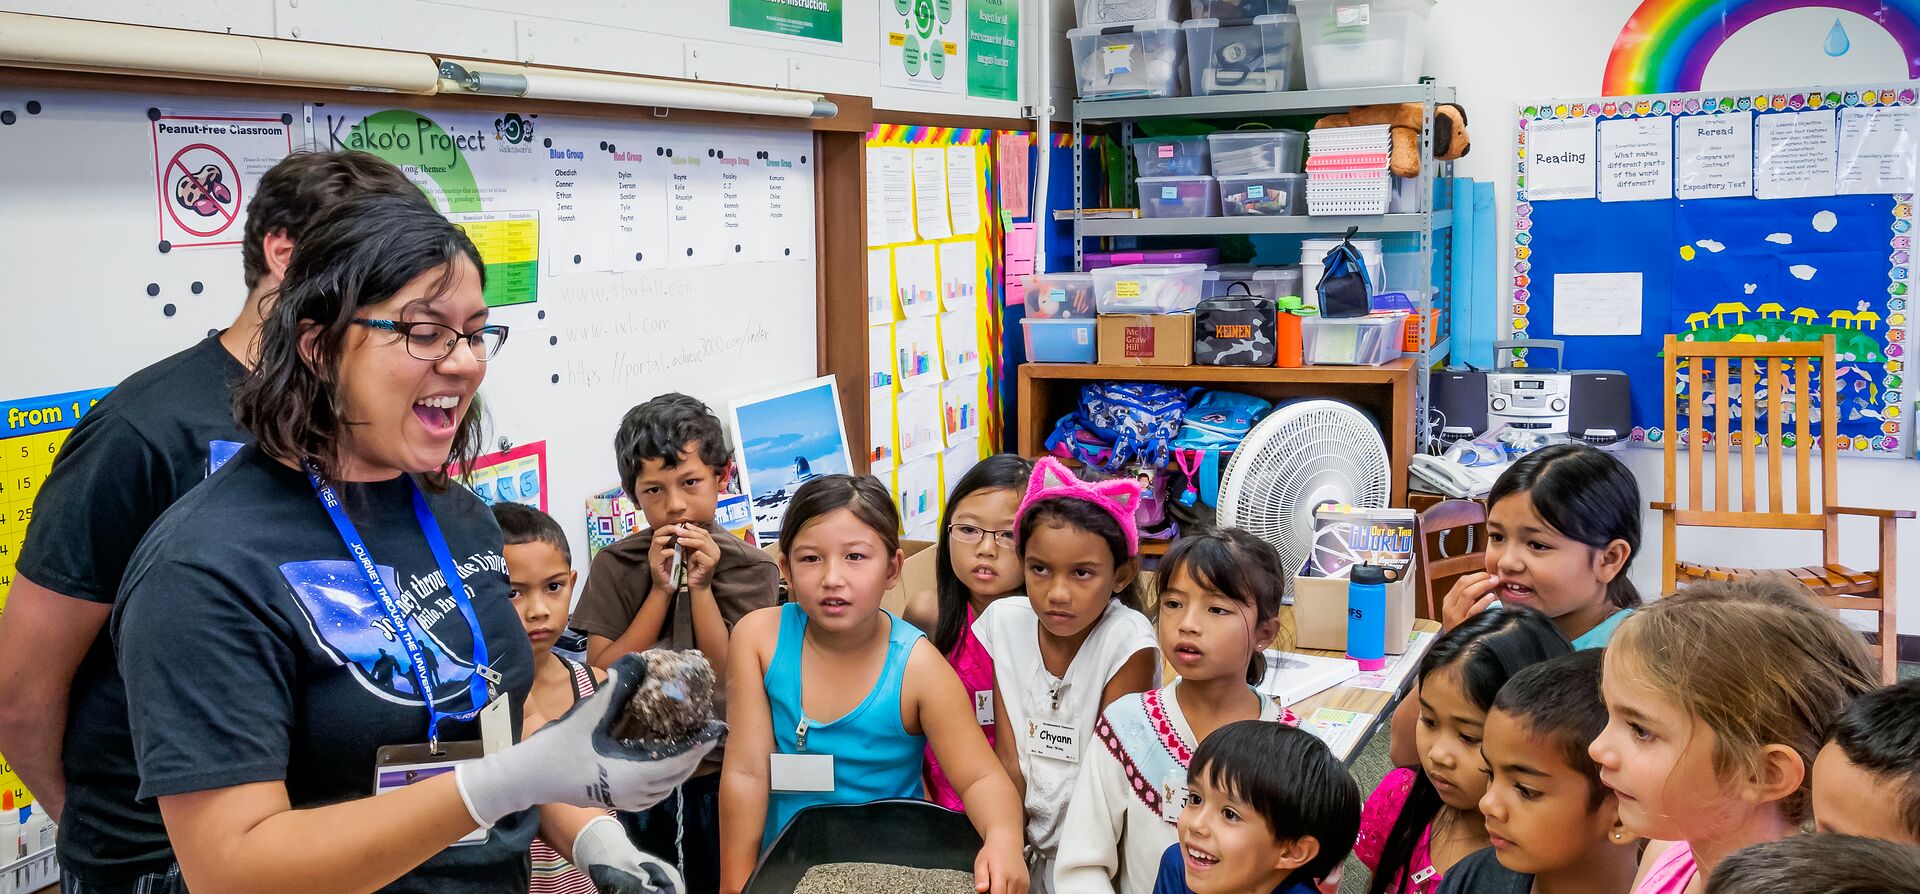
[1158,527,1287,685]
[1368,607,1572,894]
[1488,443,1643,611]
[1017,490,1144,614]
[931,454,1032,655]
[232,193,487,484]
[242,150,425,290]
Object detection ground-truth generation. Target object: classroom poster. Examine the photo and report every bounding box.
[149,110,295,248]
[452,441,549,512]
[730,0,842,42]
[966,0,1019,102]
[880,0,968,95]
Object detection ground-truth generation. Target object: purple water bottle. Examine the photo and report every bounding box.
[1347,564,1388,671]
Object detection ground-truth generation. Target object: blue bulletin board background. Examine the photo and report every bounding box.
[1514,84,1910,456]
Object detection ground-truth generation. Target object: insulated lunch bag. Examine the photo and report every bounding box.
[1194,283,1279,366]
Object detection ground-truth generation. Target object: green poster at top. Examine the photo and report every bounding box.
[731,0,843,42]
[967,0,1018,101]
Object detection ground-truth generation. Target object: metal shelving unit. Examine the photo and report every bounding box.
[1069,80,1457,451]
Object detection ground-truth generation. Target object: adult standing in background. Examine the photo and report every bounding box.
[113,193,712,893]
[0,150,433,894]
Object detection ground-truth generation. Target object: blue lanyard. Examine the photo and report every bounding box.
[305,462,496,752]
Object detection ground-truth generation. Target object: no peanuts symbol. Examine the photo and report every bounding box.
[165,143,241,239]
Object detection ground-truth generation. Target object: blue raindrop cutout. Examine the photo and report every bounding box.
[1826,18,1851,57]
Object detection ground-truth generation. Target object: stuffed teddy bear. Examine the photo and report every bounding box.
[1312,102,1470,178]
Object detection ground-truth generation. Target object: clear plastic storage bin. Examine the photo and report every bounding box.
[1303,313,1408,366]
[1218,172,1307,216]
[1188,0,1290,16]
[1137,175,1220,218]
[1022,317,1099,363]
[1132,135,1211,177]
[1022,272,1098,319]
[1081,0,1181,27]
[1084,247,1221,269]
[1069,21,1186,100]
[1207,130,1307,175]
[1293,0,1436,89]
[1182,15,1303,96]
[1092,263,1209,314]
[1206,265,1306,301]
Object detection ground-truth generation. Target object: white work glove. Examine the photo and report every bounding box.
[573,815,684,894]
[454,653,722,826]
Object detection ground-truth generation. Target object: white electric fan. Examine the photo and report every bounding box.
[1215,399,1390,600]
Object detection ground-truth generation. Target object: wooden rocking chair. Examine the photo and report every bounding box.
[1653,335,1911,682]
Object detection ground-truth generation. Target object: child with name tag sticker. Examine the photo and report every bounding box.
[717,475,1029,894]
[976,457,1161,893]
[1056,529,1296,894]
[905,454,1034,814]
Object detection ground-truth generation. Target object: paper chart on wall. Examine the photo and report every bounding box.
[1551,272,1642,336]
[896,384,944,461]
[876,147,917,245]
[760,139,813,261]
[880,0,968,96]
[1837,104,1920,195]
[610,143,670,271]
[894,242,940,319]
[941,374,982,442]
[869,385,897,474]
[941,436,980,493]
[868,323,896,390]
[946,146,982,235]
[894,455,943,536]
[149,109,295,249]
[1755,110,1838,200]
[1675,112,1753,200]
[1598,116,1672,203]
[868,249,895,324]
[540,122,616,275]
[940,308,982,377]
[1525,115,1598,201]
[865,146,888,244]
[894,316,942,390]
[664,137,729,266]
[912,147,953,240]
[937,239,977,311]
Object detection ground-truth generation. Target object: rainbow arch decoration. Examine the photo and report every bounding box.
[1603,0,1920,95]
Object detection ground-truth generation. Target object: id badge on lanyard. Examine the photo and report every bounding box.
[305,462,500,754]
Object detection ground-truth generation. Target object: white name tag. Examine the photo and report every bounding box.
[480,697,512,755]
[1159,769,1189,824]
[770,752,836,792]
[1024,720,1080,762]
[974,690,995,726]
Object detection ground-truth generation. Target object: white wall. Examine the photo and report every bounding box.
[1422,0,1919,633]
[11,0,1046,119]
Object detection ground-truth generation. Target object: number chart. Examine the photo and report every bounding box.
[0,387,110,615]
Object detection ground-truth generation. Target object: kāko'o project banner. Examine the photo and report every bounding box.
[1514,82,1914,455]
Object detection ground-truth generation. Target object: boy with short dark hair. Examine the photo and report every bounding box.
[571,392,778,894]
[1154,721,1361,894]
[1438,649,1638,894]
[1813,677,1920,844]
[1707,833,1920,894]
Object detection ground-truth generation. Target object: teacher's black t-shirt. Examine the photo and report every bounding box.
[16,334,248,886]
[113,446,537,893]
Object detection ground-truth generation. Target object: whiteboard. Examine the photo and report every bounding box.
[0,87,818,574]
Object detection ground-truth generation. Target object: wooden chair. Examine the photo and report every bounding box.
[1413,499,1488,622]
[1655,334,1912,682]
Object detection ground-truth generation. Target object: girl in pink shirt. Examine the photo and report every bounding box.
[1588,579,1879,894]
[906,454,1032,812]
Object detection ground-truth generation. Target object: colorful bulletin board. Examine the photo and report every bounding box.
[1514,83,1914,455]
[866,124,1007,538]
[451,440,550,512]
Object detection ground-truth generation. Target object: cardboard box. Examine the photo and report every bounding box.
[1291,570,1417,655]
[1098,312,1195,366]
[766,538,937,620]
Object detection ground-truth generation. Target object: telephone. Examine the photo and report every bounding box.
[1410,454,1500,498]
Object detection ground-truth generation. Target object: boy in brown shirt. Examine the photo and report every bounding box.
[573,392,779,894]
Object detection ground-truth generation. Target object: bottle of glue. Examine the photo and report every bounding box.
[1346,564,1389,672]
[0,790,18,860]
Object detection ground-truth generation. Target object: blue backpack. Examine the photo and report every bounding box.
[1068,382,1189,472]
[1171,390,1271,506]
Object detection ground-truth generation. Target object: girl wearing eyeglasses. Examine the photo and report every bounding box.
[905,453,1033,813]
[112,194,706,894]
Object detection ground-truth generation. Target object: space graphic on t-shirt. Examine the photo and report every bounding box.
[280,559,482,707]
[207,439,244,477]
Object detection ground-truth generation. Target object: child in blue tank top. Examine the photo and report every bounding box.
[716,475,1029,894]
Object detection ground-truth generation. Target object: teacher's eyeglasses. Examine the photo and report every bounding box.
[354,318,511,362]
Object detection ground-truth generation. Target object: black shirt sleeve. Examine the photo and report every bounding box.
[17,414,172,603]
[117,558,296,800]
